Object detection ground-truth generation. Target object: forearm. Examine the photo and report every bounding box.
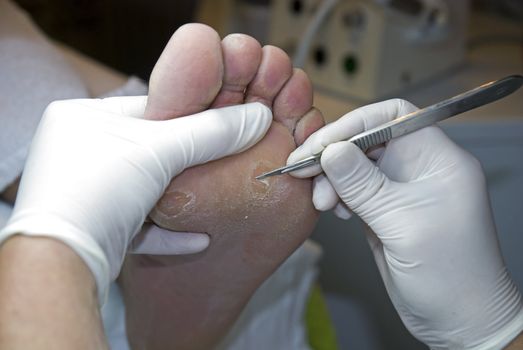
[0,235,107,350]
[506,332,523,349]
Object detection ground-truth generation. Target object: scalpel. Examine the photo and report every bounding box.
[256,75,523,180]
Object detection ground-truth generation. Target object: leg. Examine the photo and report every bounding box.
[119,24,324,350]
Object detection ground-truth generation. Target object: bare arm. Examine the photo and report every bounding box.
[0,236,107,350]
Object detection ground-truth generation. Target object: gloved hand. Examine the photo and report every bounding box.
[0,96,272,304]
[288,99,523,349]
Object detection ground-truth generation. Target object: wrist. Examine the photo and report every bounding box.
[0,234,98,296]
[0,235,107,349]
[0,213,110,304]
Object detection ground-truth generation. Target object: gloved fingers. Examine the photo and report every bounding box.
[157,102,272,176]
[321,141,390,216]
[366,145,385,161]
[289,163,323,178]
[333,202,352,220]
[129,223,210,255]
[312,174,339,211]
[377,125,460,182]
[70,96,148,119]
[287,99,418,178]
[312,173,353,219]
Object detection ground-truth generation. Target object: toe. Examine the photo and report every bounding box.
[293,107,325,146]
[273,68,313,133]
[212,34,262,108]
[145,23,223,120]
[245,45,293,108]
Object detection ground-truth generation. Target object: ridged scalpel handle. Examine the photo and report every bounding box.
[350,127,393,151]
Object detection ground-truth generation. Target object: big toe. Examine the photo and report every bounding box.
[145,23,223,120]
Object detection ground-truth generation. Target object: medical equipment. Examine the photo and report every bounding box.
[256,74,523,180]
[269,0,469,100]
[197,0,469,100]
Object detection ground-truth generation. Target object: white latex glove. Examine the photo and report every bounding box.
[288,99,523,349]
[0,96,272,304]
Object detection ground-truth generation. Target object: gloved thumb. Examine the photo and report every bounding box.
[321,141,390,216]
[157,102,272,177]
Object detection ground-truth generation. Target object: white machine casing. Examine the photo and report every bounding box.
[269,0,470,101]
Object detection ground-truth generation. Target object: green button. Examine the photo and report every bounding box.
[343,55,358,74]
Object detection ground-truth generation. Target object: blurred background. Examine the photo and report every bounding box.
[14,0,523,349]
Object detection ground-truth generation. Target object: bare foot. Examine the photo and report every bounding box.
[119,24,324,350]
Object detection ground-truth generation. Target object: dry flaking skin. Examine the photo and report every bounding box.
[148,122,313,236]
[146,122,317,270]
